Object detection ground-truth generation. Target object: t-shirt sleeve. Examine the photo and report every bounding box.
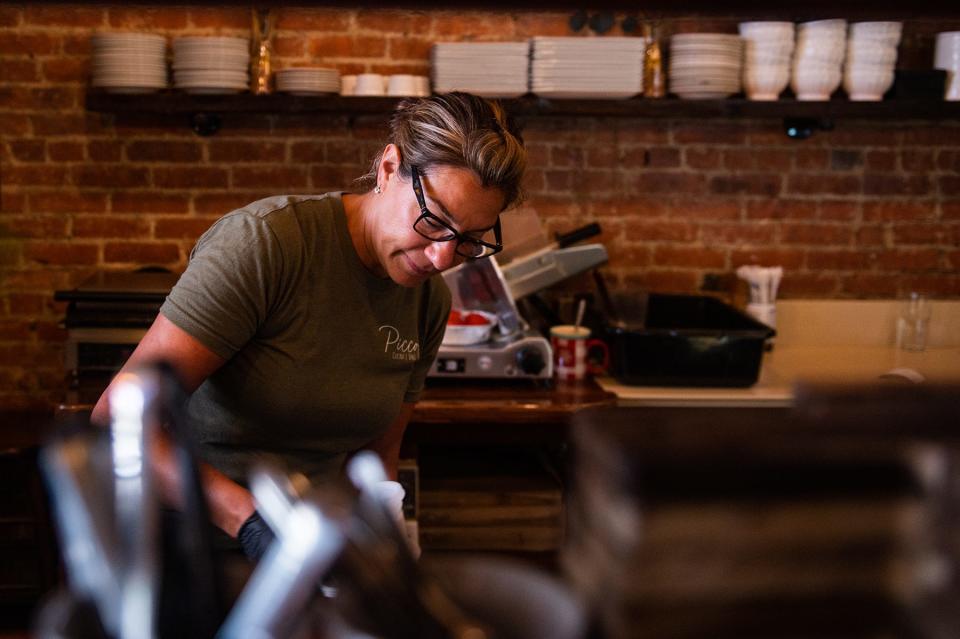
[403,277,451,403]
[160,212,284,360]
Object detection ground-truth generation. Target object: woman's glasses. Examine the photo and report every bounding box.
[410,166,502,259]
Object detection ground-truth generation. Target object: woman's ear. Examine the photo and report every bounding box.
[377,144,402,191]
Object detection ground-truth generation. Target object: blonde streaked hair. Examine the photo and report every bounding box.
[356,92,527,210]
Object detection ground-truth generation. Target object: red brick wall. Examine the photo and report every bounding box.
[1,4,959,408]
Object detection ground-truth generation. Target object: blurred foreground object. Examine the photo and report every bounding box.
[566,383,960,639]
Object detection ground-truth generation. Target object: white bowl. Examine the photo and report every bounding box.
[845,46,898,67]
[353,73,385,96]
[935,32,960,70]
[792,67,843,100]
[798,19,847,35]
[441,310,498,346]
[744,66,790,100]
[739,21,795,43]
[746,51,794,67]
[744,40,795,58]
[849,21,902,42]
[795,39,846,56]
[793,58,843,74]
[843,66,894,100]
[794,52,846,68]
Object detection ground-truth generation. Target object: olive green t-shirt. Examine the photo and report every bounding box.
[160,193,450,485]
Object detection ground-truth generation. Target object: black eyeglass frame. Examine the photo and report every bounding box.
[410,166,503,259]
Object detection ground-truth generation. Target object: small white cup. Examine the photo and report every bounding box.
[387,73,418,96]
[415,75,431,96]
[340,74,356,96]
[354,73,385,96]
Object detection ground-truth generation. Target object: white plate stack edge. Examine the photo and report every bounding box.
[91,32,168,94]
[173,36,250,94]
[531,37,645,99]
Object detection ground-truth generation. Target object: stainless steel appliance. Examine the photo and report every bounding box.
[55,271,177,404]
[429,219,608,380]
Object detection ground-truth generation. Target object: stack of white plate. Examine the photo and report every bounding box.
[739,22,794,101]
[90,32,167,94]
[173,36,249,94]
[531,37,645,99]
[792,19,846,101]
[843,22,901,101]
[275,67,340,96]
[431,42,529,98]
[668,33,743,100]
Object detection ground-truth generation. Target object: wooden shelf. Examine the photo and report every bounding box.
[86,92,960,121]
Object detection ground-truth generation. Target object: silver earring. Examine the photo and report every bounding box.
[374,185,382,194]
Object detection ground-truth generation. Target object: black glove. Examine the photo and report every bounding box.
[237,511,275,562]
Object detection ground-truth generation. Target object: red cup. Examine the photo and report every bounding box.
[550,325,609,381]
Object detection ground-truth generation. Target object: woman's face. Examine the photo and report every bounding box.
[374,164,505,288]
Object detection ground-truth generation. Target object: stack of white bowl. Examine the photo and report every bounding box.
[275,67,340,96]
[531,37,646,99]
[934,31,960,101]
[739,22,795,101]
[668,33,744,100]
[792,19,846,101]
[843,22,902,101]
[172,36,249,94]
[431,42,529,98]
[90,32,167,94]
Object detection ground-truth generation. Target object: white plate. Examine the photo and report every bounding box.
[672,90,738,99]
[280,90,337,96]
[100,86,164,94]
[534,88,639,99]
[181,86,247,95]
[92,81,168,89]
[277,69,339,76]
[432,88,526,98]
[92,34,165,48]
[175,78,248,87]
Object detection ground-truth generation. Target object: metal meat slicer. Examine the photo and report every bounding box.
[429,212,607,380]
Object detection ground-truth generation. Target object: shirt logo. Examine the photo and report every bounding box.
[379,325,420,362]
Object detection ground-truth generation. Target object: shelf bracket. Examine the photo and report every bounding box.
[191,112,222,137]
[783,117,834,140]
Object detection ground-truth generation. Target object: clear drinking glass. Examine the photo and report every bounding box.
[897,292,932,352]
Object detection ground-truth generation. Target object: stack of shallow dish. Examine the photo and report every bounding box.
[843,22,901,101]
[172,36,249,94]
[275,67,340,96]
[792,19,847,101]
[739,22,794,101]
[531,37,645,99]
[431,42,529,98]
[668,33,743,100]
[90,32,167,94]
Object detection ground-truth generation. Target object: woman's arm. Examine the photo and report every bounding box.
[360,402,415,480]
[90,313,255,537]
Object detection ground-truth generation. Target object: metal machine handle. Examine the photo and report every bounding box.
[555,223,601,248]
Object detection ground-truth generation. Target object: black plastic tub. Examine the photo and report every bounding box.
[603,293,775,387]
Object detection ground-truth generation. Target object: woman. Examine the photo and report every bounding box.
[90,92,527,560]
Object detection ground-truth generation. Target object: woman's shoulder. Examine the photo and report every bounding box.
[205,193,343,244]
[229,193,342,223]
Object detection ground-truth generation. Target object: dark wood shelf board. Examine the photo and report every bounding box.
[86,91,960,122]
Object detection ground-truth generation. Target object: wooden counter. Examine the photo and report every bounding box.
[408,378,616,445]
